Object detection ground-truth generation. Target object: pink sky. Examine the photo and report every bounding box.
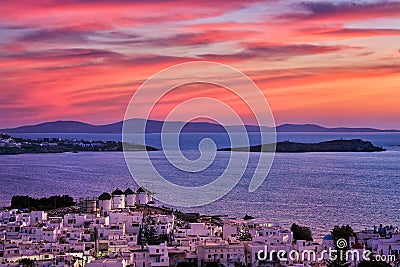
[1,0,400,129]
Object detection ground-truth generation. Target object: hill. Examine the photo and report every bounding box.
[276,124,397,132]
[218,139,386,153]
[1,120,398,133]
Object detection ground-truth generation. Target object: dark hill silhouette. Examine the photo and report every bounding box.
[218,139,386,153]
[1,120,398,133]
[277,123,395,132]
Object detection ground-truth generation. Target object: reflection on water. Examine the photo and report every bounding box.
[1,132,399,238]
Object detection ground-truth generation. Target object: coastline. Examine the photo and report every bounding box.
[0,133,158,155]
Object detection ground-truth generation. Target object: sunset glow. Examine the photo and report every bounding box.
[1,0,400,128]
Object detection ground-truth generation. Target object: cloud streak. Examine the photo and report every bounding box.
[0,0,400,128]
[278,1,400,22]
[199,43,358,62]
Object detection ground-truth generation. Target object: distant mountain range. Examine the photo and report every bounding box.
[1,119,398,133]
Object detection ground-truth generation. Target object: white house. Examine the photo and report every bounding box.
[30,211,47,225]
[197,240,245,267]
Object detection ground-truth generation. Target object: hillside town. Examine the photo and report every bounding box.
[0,134,156,155]
[0,188,399,267]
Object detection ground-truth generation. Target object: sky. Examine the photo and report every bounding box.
[1,0,400,129]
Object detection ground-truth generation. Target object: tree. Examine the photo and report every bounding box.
[18,258,35,267]
[358,259,391,267]
[327,251,350,267]
[332,225,355,245]
[11,195,75,210]
[176,262,196,267]
[238,225,252,241]
[327,225,355,267]
[205,263,224,267]
[138,224,147,247]
[243,214,254,220]
[291,223,313,241]
[145,225,161,245]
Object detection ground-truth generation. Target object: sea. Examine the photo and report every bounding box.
[1,132,399,239]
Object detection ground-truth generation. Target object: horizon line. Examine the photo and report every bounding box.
[1,118,399,132]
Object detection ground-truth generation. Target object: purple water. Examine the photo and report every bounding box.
[1,132,399,239]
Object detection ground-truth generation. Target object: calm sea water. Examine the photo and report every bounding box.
[1,132,399,239]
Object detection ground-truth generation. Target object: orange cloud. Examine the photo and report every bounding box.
[0,0,400,129]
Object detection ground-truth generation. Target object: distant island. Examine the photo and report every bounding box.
[0,133,158,155]
[218,139,386,153]
[1,119,399,133]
